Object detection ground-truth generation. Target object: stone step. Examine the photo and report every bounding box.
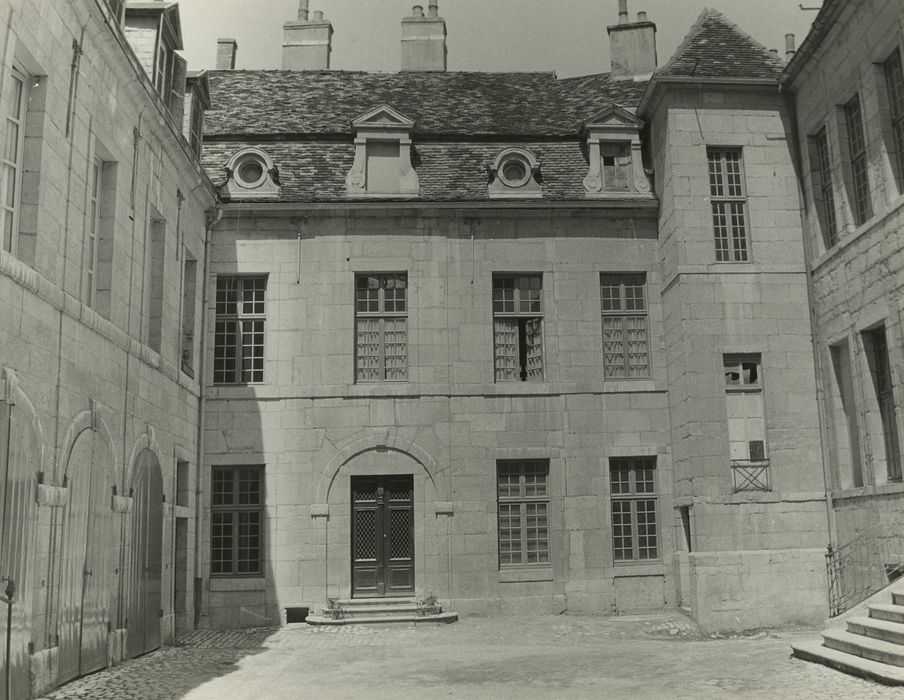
[336,598,418,607]
[870,604,904,625]
[306,612,458,627]
[823,628,904,667]
[336,604,421,617]
[791,639,904,686]
[848,616,904,646]
[892,591,904,606]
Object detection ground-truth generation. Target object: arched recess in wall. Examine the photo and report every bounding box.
[126,448,163,659]
[56,409,115,683]
[0,368,44,700]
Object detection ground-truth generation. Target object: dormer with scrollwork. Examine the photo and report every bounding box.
[582,105,652,199]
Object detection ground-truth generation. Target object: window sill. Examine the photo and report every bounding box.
[208,577,266,592]
[602,378,655,393]
[612,563,664,578]
[833,480,904,502]
[498,566,554,583]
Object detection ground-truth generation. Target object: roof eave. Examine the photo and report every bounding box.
[638,75,779,116]
[780,0,844,87]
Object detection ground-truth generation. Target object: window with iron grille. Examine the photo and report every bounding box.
[610,457,658,562]
[865,327,902,481]
[707,147,749,262]
[355,273,408,382]
[600,273,649,379]
[885,49,904,191]
[845,96,873,225]
[213,276,266,384]
[497,460,549,567]
[210,465,264,576]
[812,128,838,248]
[493,274,544,381]
[1,66,28,255]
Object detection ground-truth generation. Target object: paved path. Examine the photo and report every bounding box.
[41,615,901,699]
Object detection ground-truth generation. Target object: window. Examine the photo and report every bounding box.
[189,94,204,157]
[214,276,266,384]
[813,128,838,248]
[493,274,544,382]
[83,159,103,307]
[845,96,872,225]
[146,216,165,352]
[224,148,279,199]
[829,341,863,488]
[707,147,748,262]
[181,255,197,376]
[355,273,408,382]
[865,327,902,480]
[602,143,632,191]
[1,66,27,254]
[724,354,769,491]
[488,148,542,198]
[497,460,549,567]
[600,273,649,379]
[610,457,658,562]
[885,49,904,190]
[210,466,264,575]
[346,105,419,197]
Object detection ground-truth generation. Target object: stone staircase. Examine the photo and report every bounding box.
[305,597,458,626]
[792,583,904,685]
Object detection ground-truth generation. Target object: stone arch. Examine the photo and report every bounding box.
[124,427,160,491]
[56,404,116,484]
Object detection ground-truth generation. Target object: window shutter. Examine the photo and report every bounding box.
[106,0,124,23]
[168,52,188,126]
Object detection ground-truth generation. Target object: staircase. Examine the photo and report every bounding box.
[305,597,458,626]
[792,583,904,685]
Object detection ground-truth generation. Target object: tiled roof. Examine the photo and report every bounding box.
[204,70,648,138]
[657,8,784,81]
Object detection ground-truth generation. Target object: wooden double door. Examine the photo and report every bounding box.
[351,476,414,597]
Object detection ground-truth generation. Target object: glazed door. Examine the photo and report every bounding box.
[351,476,414,597]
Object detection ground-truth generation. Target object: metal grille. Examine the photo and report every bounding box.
[708,148,749,262]
[493,274,544,382]
[887,49,904,189]
[845,96,873,224]
[355,274,408,381]
[610,457,659,562]
[814,128,837,247]
[354,510,377,560]
[214,276,266,384]
[497,460,549,567]
[390,509,412,559]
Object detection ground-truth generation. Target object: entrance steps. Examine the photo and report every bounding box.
[306,597,458,626]
[792,584,904,685]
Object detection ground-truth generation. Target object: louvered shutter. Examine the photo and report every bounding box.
[168,52,187,126]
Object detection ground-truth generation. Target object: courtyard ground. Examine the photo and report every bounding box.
[40,613,901,699]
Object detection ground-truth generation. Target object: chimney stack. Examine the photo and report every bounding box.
[401,2,447,72]
[607,1,657,81]
[785,33,796,61]
[216,38,237,70]
[282,2,333,71]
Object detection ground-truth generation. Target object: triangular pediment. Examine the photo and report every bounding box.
[352,104,415,130]
[583,104,642,131]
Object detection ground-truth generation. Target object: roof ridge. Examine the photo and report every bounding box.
[657,7,712,76]
[706,9,785,68]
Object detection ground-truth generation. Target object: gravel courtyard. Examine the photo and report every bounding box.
[40,614,901,699]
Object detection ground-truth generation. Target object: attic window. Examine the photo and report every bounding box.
[489,148,542,198]
[602,143,632,191]
[224,148,279,199]
[235,154,266,189]
[346,105,419,198]
[582,105,652,198]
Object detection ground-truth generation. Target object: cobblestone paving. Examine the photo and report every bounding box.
[41,615,903,699]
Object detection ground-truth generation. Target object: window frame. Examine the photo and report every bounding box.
[83,158,104,307]
[213,275,267,385]
[210,465,264,577]
[844,95,873,225]
[884,48,904,192]
[812,127,838,249]
[496,459,550,568]
[492,273,545,382]
[601,141,633,192]
[2,66,28,255]
[609,456,659,564]
[707,147,749,263]
[354,272,409,382]
[864,327,902,481]
[600,272,650,379]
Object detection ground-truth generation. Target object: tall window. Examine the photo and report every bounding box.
[610,457,658,562]
[146,217,165,352]
[1,67,27,254]
[83,159,102,306]
[493,274,544,381]
[214,276,266,384]
[600,273,649,378]
[813,128,838,248]
[707,147,748,262]
[845,95,872,225]
[210,466,264,575]
[885,49,904,190]
[355,273,408,382]
[865,327,902,481]
[181,256,197,376]
[724,354,769,491]
[497,460,549,567]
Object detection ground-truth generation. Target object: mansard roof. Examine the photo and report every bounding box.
[657,8,784,81]
[204,70,648,138]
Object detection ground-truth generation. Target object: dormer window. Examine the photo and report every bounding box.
[346,105,419,198]
[224,148,279,199]
[489,148,542,198]
[583,105,652,198]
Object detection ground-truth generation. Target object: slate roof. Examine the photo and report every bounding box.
[657,8,784,81]
[204,70,648,138]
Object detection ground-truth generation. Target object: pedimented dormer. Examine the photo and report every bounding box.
[346,105,419,198]
[583,105,652,198]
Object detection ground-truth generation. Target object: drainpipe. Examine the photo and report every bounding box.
[193,206,222,628]
[2,578,14,700]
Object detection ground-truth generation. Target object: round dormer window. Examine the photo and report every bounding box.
[234,154,267,189]
[499,153,531,188]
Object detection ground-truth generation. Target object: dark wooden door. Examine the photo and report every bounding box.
[351,476,414,597]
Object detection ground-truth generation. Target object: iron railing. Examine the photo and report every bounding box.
[731,460,770,492]
[826,531,904,616]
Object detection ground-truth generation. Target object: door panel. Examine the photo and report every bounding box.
[127,451,163,658]
[351,476,414,598]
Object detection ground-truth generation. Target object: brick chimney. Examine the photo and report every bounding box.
[607,0,657,81]
[282,1,333,71]
[401,2,447,72]
[216,38,237,70]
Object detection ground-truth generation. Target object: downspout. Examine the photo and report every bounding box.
[193,206,221,628]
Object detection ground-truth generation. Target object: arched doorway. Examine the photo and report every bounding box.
[127,449,163,658]
[58,428,111,681]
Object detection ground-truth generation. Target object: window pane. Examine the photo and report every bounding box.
[384,317,408,380]
[603,317,627,378]
[612,501,633,561]
[237,511,261,573]
[212,467,234,506]
[636,500,658,560]
[524,317,544,380]
[356,318,381,381]
[240,319,265,383]
[238,468,261,505]
[525,502,549,563]
[210,512,234,574]
[494,318,519,381]
[498,503,522,565]
[497,463,521,499]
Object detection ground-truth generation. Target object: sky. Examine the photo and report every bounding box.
[177,0,819,77]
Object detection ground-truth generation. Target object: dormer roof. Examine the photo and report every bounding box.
[583,104,643,132]
[125,0,183,50]
[351,104,416,131]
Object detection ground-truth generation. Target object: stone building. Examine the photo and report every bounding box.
[0,0,215,697]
